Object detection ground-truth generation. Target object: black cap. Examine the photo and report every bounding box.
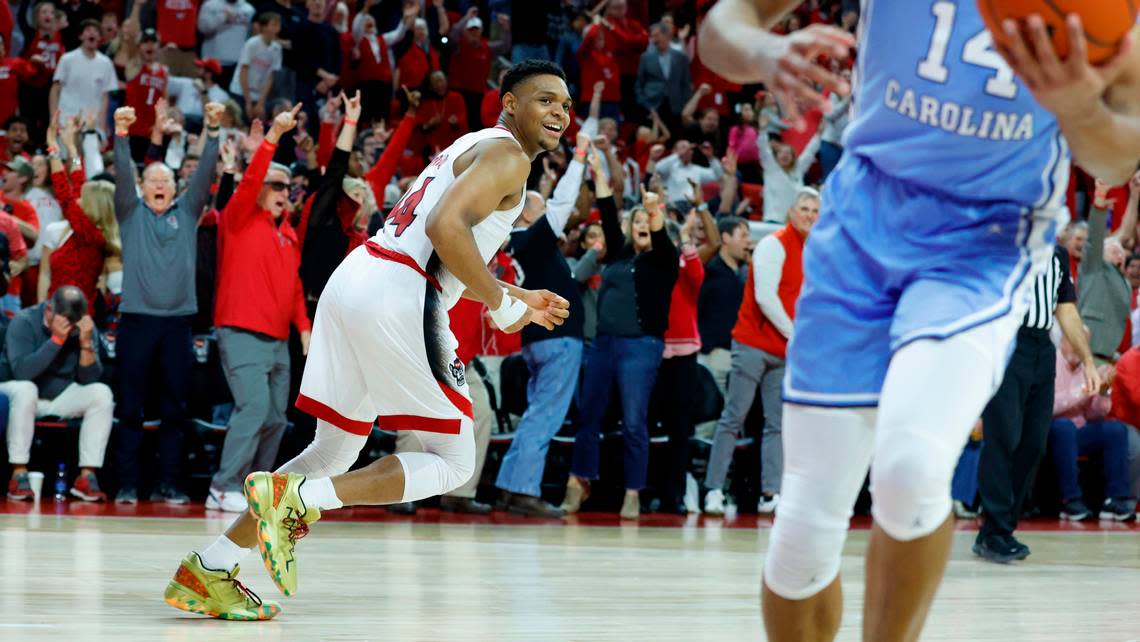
[140,28,159,44]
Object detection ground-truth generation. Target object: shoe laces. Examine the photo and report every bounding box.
[225,572,263,607]
[282,511,312,546]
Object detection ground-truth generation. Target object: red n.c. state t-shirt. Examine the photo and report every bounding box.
[157,0,199,49]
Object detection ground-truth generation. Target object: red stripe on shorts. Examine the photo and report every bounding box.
[364,240,442,292]
[295,394,375,436]
[375,383,473,435]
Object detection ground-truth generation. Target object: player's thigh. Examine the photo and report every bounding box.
[783,203,896,407]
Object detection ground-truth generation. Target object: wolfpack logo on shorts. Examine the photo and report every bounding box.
[448,358,466,388]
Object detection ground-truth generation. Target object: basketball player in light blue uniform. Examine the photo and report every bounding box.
[699,1,1140,640]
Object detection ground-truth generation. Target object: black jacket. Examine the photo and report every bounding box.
[596,195,679,338]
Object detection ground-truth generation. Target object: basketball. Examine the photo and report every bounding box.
[978,0,1139,64]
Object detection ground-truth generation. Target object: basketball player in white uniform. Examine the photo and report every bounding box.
[164,60,573,619]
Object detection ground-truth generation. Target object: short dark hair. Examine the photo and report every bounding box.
[501,59,566,97]
[257,11,281,26]
[1127,253,1140,269]
[717,216,748,237]
[78,18,102,35]
[50,285,87,324]
[5,115,29,130]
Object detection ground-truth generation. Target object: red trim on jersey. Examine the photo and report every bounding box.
[364,240,442,292]
[295,394,375,436]
[438,381,474,420]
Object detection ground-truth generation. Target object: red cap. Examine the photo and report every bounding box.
[194,58,222,77]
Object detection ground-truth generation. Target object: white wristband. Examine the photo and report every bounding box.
[488,288,528,330]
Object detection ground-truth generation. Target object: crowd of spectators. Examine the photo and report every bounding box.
[0,0,1135,527]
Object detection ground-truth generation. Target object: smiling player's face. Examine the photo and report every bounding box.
[508,75,572,154]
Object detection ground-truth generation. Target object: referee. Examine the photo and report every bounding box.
[974,244,1101,564]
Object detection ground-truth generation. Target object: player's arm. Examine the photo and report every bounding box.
[1000,20,1140,184]
[697,0,852,123]
[425,140,530,311]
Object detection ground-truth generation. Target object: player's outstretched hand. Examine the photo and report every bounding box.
[995,14,1132,125]
[505,289,570,333]
[767,25,853,127]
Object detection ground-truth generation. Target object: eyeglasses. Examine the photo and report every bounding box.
[265,181,290,192]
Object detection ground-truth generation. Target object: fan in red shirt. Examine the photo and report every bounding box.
[124,29,170,161]
[43,146,118,314]
[346,12,392,126]
[0,36,39,127]
[413,71,467,158]
[395,18,439,91]
[22,2,63,85]
[157,0,199,50]
[577,25,622,116]
[595,0,648,115]
[1,156,39,308]
[446,12,509,139]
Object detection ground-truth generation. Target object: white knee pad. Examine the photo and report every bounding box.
[870,327,1007,541]
[395,418,475,502]
[277,420,367,478]
[763,405,875,600]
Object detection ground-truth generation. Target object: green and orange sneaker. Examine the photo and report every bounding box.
[163,552,281,620]
[245,471,321,597]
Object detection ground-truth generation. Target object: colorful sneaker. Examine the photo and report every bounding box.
[70,472,107,502]
[245,472,321,597]
[7,473,33,501]
[164,552,281,620]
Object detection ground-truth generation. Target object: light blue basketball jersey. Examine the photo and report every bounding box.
[843,1,1069,209]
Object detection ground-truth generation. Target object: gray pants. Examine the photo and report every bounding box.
[397,360,492,499]
[696,348,732,440]
[704,341,785,493]
[212,327,291,491]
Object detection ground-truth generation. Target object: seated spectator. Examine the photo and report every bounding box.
[209,103,311,512]
[562,188,678,520]
[1049,327,1135,522]
[2,286,112,502]
[758,124,821,223]
[704,189,820,516]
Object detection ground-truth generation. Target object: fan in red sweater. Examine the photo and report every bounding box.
[214,104,310,350]
[577,24,621,113]
[395,19,439,91]
[414,71,468,157]
[0,36,39,127]
[44,152,116,315]
[346,13,393,125]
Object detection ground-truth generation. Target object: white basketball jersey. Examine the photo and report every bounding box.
[371,127,526,310]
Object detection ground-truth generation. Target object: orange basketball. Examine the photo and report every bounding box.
[977,0,1138,64]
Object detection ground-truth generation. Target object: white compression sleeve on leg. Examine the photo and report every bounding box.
[764,404,876,600]
[394,419,476,503]
[277,420,368,478]
[871,317,1019,542]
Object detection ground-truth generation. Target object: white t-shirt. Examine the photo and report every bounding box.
[167,77,231,118]
[25,186,62,264]
[43,220,72,253]
[228,35,282,98]
[53,49,118,122]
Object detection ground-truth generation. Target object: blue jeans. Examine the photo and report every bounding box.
[571,334,664,490]
[819,141,843,182]
[951,440,981,504]
[1049,418,1132,501]
[512,44,550,63]
[496,337,583,497]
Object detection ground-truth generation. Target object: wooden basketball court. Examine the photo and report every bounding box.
[0,504,1137,641]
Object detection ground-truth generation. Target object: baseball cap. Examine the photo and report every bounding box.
[194,58,223,76]
[5,157,33,182]
[140,28,160,44]
[466,16,483,30]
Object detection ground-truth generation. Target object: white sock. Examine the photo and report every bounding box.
[198,535,252,572]
[299,476,344,510]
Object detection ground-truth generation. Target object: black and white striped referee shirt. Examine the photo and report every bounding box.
[1023,245,1076,331]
